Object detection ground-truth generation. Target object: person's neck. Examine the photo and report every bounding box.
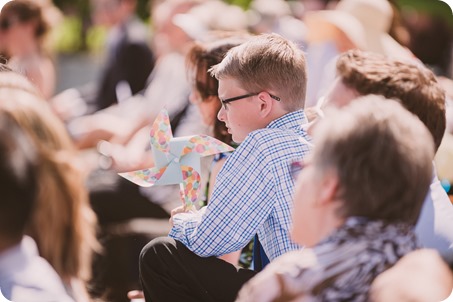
[15,41,39,57]
[265,108,293,126]
[115,12,134,28]
[317,211,345,244]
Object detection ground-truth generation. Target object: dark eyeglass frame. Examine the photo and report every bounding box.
[220,92,281,109]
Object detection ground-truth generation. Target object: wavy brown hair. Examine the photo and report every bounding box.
[0,72,99,285]
[186,35,250,144]
[336,50,446,152]
[0,0,49,40]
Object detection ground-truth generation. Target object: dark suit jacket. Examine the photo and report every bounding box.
[95,17,155,111]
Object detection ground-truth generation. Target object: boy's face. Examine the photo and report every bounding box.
[217,77,264,143]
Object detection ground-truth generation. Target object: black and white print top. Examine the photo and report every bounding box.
[236,217,419,302]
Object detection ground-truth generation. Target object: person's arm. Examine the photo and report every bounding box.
[210,157,242,265]
[207,157,226,200]
[169,133,276,257]
[236,250,312,302]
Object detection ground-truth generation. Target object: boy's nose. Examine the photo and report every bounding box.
[217,106,226,122]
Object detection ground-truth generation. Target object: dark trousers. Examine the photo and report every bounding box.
[139,237,257,302]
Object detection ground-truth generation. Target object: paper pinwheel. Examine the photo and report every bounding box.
[119,109,234,210]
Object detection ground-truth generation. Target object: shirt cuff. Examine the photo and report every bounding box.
[168,207,206,243]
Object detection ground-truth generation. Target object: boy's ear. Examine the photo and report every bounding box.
[257,91,273,118]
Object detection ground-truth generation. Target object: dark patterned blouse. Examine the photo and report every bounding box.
[236,217,419,302]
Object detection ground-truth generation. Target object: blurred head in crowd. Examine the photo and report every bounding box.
[210,33,307,142]
[151,0,200,56]
[186,35,249,144]
[305,0,412,59]
[0,0,48,56]
[291,96,434,247]
[172,0,248,42]
[247,0,291,34]
[91,0,137,27]
[0,71,99,282]
[325,49,446,153]
[247,0,306,44]
[0,112,37,249]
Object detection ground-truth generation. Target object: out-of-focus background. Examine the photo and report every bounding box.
[1,0,451,93]
[0,1,452,301]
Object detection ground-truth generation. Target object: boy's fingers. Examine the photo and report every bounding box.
[127,290,144,299]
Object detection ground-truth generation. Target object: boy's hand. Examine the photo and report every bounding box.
[127,290,145,301]
[170,205,186,226]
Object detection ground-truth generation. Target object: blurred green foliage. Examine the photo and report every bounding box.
[52,16,83,53]
[396,0,453,23]
[49,0,251,53]
[225,0,252,9]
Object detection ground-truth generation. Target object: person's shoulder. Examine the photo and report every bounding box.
[245,127,311,155]
[10,286,74,302]
[248,126,300,142]
[422,179,453,231]
[3,239,74,302]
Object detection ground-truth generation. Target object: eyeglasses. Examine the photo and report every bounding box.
[220,92,281,109]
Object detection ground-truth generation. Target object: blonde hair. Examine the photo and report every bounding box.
[0,72,99,283]
[210,33,307,111]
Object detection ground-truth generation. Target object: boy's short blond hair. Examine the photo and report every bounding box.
[210,33,307,111]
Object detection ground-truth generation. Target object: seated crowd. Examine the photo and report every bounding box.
[0,0,452,302]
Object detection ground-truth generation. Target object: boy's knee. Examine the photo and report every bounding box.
[140,236,176,265]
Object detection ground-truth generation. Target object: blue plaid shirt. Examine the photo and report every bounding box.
[169,110,312,260]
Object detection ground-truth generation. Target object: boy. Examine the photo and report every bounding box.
[139,33,311,302]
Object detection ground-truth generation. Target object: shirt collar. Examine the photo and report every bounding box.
[266,109,307,130]
[0,236,38,278]
[319,216,414,247]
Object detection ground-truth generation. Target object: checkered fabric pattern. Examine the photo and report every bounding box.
[170,110,312,260]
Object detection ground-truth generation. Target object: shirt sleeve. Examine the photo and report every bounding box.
[169,132,276,257]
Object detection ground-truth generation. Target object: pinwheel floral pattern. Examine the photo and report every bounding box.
[119,109,234,209]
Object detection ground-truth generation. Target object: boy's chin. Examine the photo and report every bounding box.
[231,134,245,144]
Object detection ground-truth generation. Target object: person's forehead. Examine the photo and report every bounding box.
[325,77,359,108]
[218,77,236,88]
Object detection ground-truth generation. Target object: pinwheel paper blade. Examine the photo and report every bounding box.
[118,166,166,187]
[118,109,234,207]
